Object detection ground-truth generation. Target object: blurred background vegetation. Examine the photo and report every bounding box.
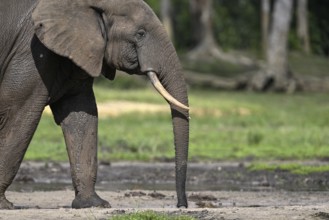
[146,0,329,57]
[143,0,329,93]
[28,0,329,169]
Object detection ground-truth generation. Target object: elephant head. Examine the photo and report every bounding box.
[32,0,189,207]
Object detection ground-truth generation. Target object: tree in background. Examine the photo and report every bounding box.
[146,0,328,58]
[161,0,174,41]
[187,0,220,59]
[297,0,311,54]
[252,0,296,92]
[145,0,329,92]
[267,0,295,91]
[187,0,253,65]
[261,0,270,58]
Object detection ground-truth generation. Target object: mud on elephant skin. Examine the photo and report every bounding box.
[0,0,189,209]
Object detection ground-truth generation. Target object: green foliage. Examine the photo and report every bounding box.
[145,0,262,52]
[309,0,329,56]
[171,0,191,50]
[212,0,261,50]
[145,0,329,57]
[111,211,195,220]
[144,0,161,15]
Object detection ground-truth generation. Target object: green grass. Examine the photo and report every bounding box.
[111,211,195,220]
[26,86,329,163]
[27,114,66,161]
[289,52,329,77]
[248,163,329,175]
[189,91,329,161]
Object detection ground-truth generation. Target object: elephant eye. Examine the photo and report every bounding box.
[136,29,146,41]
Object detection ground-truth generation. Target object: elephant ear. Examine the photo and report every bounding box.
[32,0,105,77]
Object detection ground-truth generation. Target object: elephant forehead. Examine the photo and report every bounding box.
[115,1,156,22]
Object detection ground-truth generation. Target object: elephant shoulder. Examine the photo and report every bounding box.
[0,0,36,64]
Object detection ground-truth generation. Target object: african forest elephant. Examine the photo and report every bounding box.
[0,0,189,209]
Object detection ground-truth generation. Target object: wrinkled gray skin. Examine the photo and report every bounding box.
[0,0,189,209]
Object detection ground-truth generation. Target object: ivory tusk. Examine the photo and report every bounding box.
[147,71,190,111]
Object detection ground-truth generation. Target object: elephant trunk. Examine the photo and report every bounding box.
[170,90,189,208]
[147,72,189,110]
[163,63,189,208]
[94,0,189,207]
[139,28,190,208]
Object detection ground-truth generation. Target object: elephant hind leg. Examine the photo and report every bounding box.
[0,109,9,131]
[0,45,49,209]
[0,197,14,210]
[0,101,46,209]
[0,104,45,209]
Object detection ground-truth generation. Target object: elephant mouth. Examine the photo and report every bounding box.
[117,62,139,74]
[116,64,189,110]
[146,71,189,111]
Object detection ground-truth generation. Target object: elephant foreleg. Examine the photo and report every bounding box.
[50,88,110,209]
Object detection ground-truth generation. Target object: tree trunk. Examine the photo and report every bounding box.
[297,0,311,54]
[261,0,270,59]
[251,0,296,92]
[267,0,294,89]
[160,0,173,41]
[187,0,253,65]
[188,0,219,59]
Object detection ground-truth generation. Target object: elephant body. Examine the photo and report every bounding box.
[0,0,107,209]
[0,0,189,209]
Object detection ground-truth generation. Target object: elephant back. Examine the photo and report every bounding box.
[0,0,36,74]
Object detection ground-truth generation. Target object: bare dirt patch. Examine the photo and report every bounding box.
[1,190,329,220]
[2,162,329,219]
[43,101,170,118]
[44,101,249,118]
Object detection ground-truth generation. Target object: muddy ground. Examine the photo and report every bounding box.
[2,161,329,219]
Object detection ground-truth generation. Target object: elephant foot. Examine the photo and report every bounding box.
[0,197,14,210]
[72,193,111,209]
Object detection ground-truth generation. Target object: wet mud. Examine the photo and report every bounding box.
[2,161,329,219]
[11,161,329,192]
